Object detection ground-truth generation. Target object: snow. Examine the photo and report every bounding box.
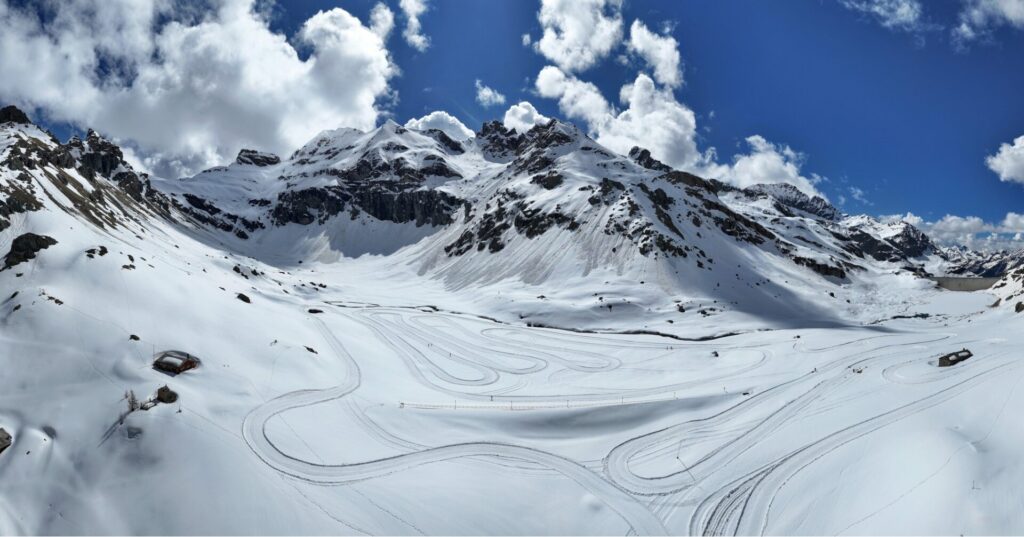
[4,118,1024,534]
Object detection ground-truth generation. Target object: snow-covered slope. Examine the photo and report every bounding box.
[4,105,1024,535]
[145,117,958,328]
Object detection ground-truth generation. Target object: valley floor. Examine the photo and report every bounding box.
[3,236,1023,535]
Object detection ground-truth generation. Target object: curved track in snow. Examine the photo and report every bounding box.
[241,315,668,536]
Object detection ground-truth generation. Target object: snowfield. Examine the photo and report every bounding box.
[3,226,1022,534]
[3,112,1024,534]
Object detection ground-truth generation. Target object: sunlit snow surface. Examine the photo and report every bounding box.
[2,214,1021,534]
[2,120,1023,534]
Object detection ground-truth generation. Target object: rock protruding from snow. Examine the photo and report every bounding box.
[628,146,671,172]
[0,105,31,125]
[476,120,524,160]
[745,183,841,221]
[4,232,57,269]
[236,149,281,167]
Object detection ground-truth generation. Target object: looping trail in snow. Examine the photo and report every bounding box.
[241,302,1011,536]
[241,315,668,536]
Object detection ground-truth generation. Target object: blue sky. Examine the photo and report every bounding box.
[319,0,1024,223]
[2,0,1024,248]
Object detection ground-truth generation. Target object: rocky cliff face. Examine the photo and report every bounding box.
[1,103,979,293]
[1,107,172,233]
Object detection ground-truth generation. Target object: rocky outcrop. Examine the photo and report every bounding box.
[745,183,841,221]
[629,146,671,172]
[792,255,847,279]
[354,188,465,227]
[477,121,524,159]
[0,105,31,125]
[4,233,58,269]
[236,149,281,167]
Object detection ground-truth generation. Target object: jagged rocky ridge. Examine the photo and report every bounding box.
[0,104,1000,301]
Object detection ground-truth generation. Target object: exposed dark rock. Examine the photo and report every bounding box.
[477,121,524,158]
[744,183,841,221]
[112,171,146,202]
[530,171,564,189]
[792,256,847,279]
[0,105,31,125]
[353,188,464,227]
[629,146,672,172]
[236,293,251,303]
[659,170,715,192]
[236,149,281,167]
[75,130,127,178]
[4,233,57,269]
[424,129,465,154]
[272,186,348,226]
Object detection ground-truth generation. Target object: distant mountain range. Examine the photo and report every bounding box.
[3,103,1021,320]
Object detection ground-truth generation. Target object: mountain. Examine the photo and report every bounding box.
[938,246,1024,277]
[6,104,1024,535]
[3,105,969,328]
[129,115,967,326]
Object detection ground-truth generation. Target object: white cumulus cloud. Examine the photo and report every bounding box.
[715,135,825,197]
[503,101,550,133]
[399,0,430,52]
[369,2,395,40]
[954,0,1024,42]
[404,110,474,140]
[474,80,506,107]
[986,134,1024,184]
[534,66,706,172]
[535,0,624,73]
[838,0,927,32]
[626,20,682,88]
[0,0,397,178]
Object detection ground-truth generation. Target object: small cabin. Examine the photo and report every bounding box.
[0,428,11,455]
[938,349,972,367]
[153,351,200,375]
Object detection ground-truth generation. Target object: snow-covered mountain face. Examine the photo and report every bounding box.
[2,105,964,324]
[8,104,1024,535]
[939,245,1024,277]
[126,115,965,321]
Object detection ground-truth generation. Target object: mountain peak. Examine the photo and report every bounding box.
[629,146,672,172]
[745,183,841,221]
[0,105,32,125]
[235,148,281,167]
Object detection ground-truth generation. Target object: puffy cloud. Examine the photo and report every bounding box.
[986,134,1024,183]
[474,80,506,107]
[715,135,825,197]
[399,0,430,52]
[503,101,550,132]
[626,20,682,88]
[1001,212,1024,231]
[521,33,532,46]
[404,110,474,140]
[535,0,624,73]
[954,0,1024,42]
[899,212,924,227]
[535,66,704,171]
[535,65,611,126]
[888,212,1024,250]
[596,74,702,170]
[0,0,396,178]
[369,2,395,40]
[838,0,927,32]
